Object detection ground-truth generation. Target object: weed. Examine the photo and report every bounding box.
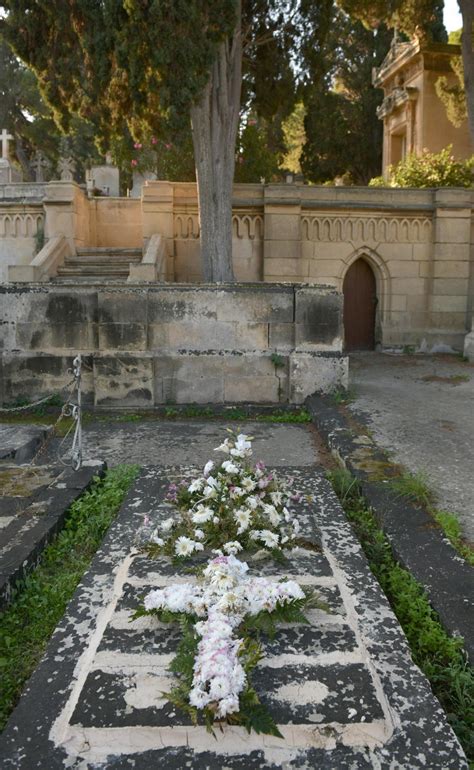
[327,469,474,761]
[270,353,286,369]
[390,471,436,509]
[402,345,415,355]
[434,511,474,567]
[331,386,356,405]
[0,464,139,730]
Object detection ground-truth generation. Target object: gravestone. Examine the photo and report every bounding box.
[131,169,157,198]
[32,151,49,182]
[0,128,13,184]
[88,153,120,196]
[57,156,76,182]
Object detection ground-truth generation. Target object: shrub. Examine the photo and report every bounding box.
[369,146,474,188]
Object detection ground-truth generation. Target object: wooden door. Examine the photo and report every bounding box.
[343,258,376,351]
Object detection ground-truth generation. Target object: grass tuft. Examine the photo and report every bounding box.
[327,467,474,762]
[0,464,139,731]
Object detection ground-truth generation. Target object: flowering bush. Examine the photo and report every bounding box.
[144,431,301,561]
[136,553,310,735]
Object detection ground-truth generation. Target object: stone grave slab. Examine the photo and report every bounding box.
[0,466,467,768]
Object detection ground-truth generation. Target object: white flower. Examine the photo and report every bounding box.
[194,529,205,540]
[203,476,219,498]
[192,505,214,524]
[223,541,243,555]
[188,478,204,493]
[270,491,283,506]
[241,477,256,492]
[175,536,196,557]
[234,508,251,533]
[215,438,232,454]
[246,495,260,510]
[221,460,239,475]
[213,516,220,525]
[230,434,252,458]
[160,517,175,532]
[258,529,279,549]
[229,486,243,499]
[203,460,214,477]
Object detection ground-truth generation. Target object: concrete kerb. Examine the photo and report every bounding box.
[306,393,474,661]
[0,462,106,609]
[0,464,467,768]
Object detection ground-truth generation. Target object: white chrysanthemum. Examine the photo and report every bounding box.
[246,495,260,510]
[160,517,175,532]
[221,460,239,475]
[229,486,243,499]
[258,529,279,549]
[188,478,204,493]
[223,541,243,555]
[241,477,256,492]
[192,505,214,524]
[194,529,205,540]
[175,536,196,557]
[270,491,283,506]
[234,508,251,533]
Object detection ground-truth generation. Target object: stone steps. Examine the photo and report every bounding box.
[54,247,142,281]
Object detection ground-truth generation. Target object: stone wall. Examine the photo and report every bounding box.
[0,184,46,282]
[1,179,473,350]
[0,283,347,407]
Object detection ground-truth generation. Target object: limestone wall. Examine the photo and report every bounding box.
[0,283,347,407]
[0,184,46,282]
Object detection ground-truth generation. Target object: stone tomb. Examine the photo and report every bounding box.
[0,467,466,768]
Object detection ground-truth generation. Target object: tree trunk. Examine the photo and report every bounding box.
[190,2,242,282]
[458,0,474,147]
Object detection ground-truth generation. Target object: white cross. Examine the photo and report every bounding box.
[0,129,13,160]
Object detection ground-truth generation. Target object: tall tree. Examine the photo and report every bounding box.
[300,9,391,184]
[435,29,467,129]
[337,0,474,147]
[0,1,241,281]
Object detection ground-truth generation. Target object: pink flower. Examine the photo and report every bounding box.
[134,142,142,149]
[238,157,244,164]
[165,143,172,150]
[131,159,138,167]
[151,136,158,145]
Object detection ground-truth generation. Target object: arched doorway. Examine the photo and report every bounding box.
[343,258,377,351]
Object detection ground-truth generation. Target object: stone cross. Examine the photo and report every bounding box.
[58,156,76,181]
[0,128,13,160]
[32,151,48,182]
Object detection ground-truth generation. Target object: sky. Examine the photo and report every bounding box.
[443,0,462,32]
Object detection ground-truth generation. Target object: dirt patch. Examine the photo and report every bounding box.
[419,374,470,385]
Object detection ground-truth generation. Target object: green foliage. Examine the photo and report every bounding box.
[337,0,447,42]
[370,146,474,188]
[327,467,474,760]
[390,471,436,509]
[280,102,306,174]
[331,386,356,404]
[300,15,392,184]
[435,30,467,129]
[235,116,282,183]
[0,464,140,730]
[433,511,474,567]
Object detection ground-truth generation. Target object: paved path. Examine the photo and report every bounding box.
[0,423,467,768]
[349,352,474,542]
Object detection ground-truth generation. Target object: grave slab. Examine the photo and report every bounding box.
[0,466,467,768]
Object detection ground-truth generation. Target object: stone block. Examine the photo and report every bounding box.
[433,278,470,296]
[431,295,468,313]
[264,213,301,241]
[289,352,349,402]
[390,278,427,296]
[98,323,147,351]
[308,259,342,280]
[16,322,98,351]
[224,375,280,403]
[390,295,408,312]
[164,375,224,404]
[386,260,420,277]
[224,354,275,377]
[429,312,466,330]
[214,286,293,323]
[264,240,302,260]
[379,243,414,261]
[94,355,153,406]
[412,243,432,262]
[269,323,295,348]
[98,291,148,324]
[434,218,471,244]
[463,330,474,362]
[295,289,342,348]
[433,261,470,278]
[432,243,470,261]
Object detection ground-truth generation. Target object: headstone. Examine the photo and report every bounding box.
[0,128,14,184]
[58,156,76,181]
[130,169,157,198]
[32,151,49,182]
[89,154,120,196]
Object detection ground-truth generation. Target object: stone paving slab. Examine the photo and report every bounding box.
[0,465,467,768]
[0,463,105,607]
[0,423,51,464]
[38,420,319,467]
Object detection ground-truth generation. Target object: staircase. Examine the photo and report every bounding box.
[54,247,142,281]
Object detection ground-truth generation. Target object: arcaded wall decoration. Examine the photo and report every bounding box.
[0,211,44,238]
[174,211,264,241]
[301,214,432,243]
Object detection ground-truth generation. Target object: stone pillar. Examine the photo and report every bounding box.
[263,185,304,282]
[43,181,90,252]
[429,189,473,350]
[141,182,175,279]
[464,314,474,362]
